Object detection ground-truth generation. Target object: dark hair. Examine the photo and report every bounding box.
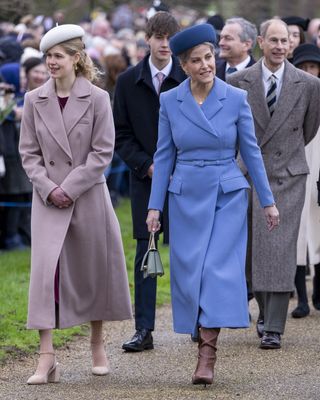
[297,25,305,45]
[145,11,180,39]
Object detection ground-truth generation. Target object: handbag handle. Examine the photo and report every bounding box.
[148,231,157,250]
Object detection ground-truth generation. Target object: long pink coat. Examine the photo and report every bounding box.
[19,77,132,329]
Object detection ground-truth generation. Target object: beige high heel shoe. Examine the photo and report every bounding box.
[91,341,110,376]
[27,352,60,385]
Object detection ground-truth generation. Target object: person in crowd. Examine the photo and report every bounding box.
[216,17,257,80]
[147,23,279,385]
[19,24,132,384]
[291,43,320,318]
[113,11,185,352]
[227,18,320,349]
[0,60,29,249]
[316,23,320,49]
[103,49,129,207]
[206,14,225,44]
[23,57,49,91]
[281,16,309,62]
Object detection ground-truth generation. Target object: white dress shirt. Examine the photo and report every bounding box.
[226,55,251,74]
[149,56,173,93]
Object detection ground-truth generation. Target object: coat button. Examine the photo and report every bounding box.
[276,151,282,156]
[67,160,72,166]
[49,160,55,166]
[277,179,283,185]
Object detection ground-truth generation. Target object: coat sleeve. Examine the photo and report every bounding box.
[303,78,320,145]
[59,89,114,201]
[237,92,275,207]
[113,75,153,179]
[19,93,58,205]
[148,94,176,211]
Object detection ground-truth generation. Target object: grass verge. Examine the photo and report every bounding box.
[0,198,170,362]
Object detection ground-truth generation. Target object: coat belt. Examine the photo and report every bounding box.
[176,157,235,167]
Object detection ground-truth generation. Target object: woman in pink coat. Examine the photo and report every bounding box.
[19,24,132,385]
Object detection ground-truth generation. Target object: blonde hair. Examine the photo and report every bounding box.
[179,42,215,65]
[58,37,100,82]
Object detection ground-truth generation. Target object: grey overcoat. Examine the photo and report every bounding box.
[19,77,132,329]
[228,59,320,292]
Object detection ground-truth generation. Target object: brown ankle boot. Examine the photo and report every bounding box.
[192,327,220,385]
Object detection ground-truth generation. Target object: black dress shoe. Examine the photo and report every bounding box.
[122,329,154,352]
[291,303,310,318]
[256,318,264,338]
[191,326,199,342]
[260,332,281,349]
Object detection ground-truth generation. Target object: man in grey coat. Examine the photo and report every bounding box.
[228,18,320,349]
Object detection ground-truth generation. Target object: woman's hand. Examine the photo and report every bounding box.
[48,187,73,208]
[146,209,161,233]
[264,204,280,231]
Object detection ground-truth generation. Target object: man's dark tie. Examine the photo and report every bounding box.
[226,67,237,74]
[266,74,277,116]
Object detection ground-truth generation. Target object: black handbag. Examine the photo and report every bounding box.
[140,232,164,279]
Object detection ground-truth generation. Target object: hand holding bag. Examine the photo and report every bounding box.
[140,232,164,279]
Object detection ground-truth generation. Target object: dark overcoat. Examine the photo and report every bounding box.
[228,59,320,292]
[113,55,186,241]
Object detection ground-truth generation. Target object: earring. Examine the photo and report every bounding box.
[74,64,78,71]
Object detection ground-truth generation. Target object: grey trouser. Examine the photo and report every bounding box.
[254,291,291,334]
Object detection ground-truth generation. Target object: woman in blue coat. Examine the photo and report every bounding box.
[147,24,280,386]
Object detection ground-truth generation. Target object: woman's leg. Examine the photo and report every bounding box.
[291,265,310,318]
[90,320,109,375]
[192,327,220,385]
[27,329,59,384]
[312,263,320,310]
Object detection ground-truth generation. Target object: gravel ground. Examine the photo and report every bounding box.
[1,284,320,400]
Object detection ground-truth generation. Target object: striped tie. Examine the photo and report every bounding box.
[266,74,277,116]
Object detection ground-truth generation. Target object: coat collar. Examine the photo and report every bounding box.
[176,76,227,136]
[234,59,304,146]
[34,77,92,158]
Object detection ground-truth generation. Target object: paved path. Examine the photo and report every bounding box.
[1,290,320,400]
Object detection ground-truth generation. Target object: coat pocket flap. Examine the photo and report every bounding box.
[287,164,309,176]
[220,175,250,193]
[168,177,182,194]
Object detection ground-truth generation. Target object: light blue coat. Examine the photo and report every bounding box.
[148,77,274,333]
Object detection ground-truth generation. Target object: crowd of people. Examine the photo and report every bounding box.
[1,0,320,388]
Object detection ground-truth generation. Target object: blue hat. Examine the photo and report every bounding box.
[169,24,216,56]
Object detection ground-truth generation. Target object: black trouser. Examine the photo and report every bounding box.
[134,239,157,331]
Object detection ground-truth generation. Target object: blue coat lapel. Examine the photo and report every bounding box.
[177,77,226,137]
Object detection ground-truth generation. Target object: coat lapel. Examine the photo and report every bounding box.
[62,77,91,135]
[34,79,72,158]
[177,78,222,137]
[234,60,270,137]
[260,61,304,147]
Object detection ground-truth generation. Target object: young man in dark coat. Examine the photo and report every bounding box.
[113,11,186,352]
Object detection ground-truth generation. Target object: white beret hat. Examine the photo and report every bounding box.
[40,24,85,53]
